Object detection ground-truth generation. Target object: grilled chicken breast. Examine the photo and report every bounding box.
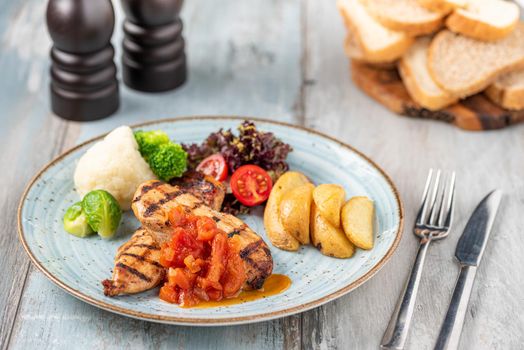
[132,180,273,290]
[102,228,165,296]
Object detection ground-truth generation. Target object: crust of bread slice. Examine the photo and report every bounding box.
[485,69,524,110]
[399,37,458,110]
[428,23,524,97]
[361,0,445,36]
[344,32,397,69]
[337,0,413,62]
[446,0,520,41]
[417,0,466,14]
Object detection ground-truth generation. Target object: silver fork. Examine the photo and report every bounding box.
[381,169,456,350]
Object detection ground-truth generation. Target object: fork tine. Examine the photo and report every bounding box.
[440,172,456,228]
[433,172,448,226]
[429,172,447,226]
[425,169,442,225]
[415,169,434,225]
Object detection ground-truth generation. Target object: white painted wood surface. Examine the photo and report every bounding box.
[1,0,523,349]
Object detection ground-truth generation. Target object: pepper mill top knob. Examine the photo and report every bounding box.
[46,0,115,54]
[121,0,183,27]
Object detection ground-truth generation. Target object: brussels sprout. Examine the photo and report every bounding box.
[63,202,95,238]
[82,190,122,239]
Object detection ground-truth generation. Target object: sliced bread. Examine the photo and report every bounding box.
[360,0,445,36]
[344,30,398,68]
[417,0,466,14]
[399,37,458,110]
[337,0,413,62]
[446,0,520,41]
[428,23,524,97]
[486,69,524,110]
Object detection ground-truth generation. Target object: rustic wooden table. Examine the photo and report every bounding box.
[1,0,523,349]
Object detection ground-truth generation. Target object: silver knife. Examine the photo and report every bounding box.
[434,190,503,350]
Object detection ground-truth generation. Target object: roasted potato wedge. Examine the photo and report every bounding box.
[312,184,346,227]
[279,183,315,244]
[264,171,310,251]
[341,196,375,250]
[310,202,355,258]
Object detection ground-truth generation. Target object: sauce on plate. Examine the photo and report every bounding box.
[190,274,291,308]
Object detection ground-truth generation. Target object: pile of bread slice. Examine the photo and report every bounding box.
[337,0,524,111]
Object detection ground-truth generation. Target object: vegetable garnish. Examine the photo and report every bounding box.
[196,153,228,182]
[184,120,292,213]
[63,190,122,239]
[63,202,95,237]
[134,130,170,161]
[183,121,292,179]
[82,190,122,239]
[159,206,246,307]
[230,165,273,207]
[148,143,188,181]
[134,130,188,181]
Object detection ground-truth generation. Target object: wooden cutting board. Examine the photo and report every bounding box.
[351,61,524,131]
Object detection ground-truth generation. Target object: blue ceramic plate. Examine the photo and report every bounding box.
[18,117,403,325]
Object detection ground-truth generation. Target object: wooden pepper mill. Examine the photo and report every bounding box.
[121,0,187,92]
[46,0,119,121]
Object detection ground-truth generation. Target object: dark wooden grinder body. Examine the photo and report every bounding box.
[46,0,119,121]
[121,0,187,92]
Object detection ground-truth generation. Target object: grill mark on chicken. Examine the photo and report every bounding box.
[130,243,159,250]
[227,223,247,238]
[133,181,164,203]
[144,203,161,217]
[115,262,153,283]
[238,241,272,289]
[243,255,272,287]
[142,186,215,217]
[227,229,241,238]
[145,196,204,218]
[239,240,263,259]
[169,172,226,211]
[241,249,272,289]
[118,253,164,269]
[157,190,184,205]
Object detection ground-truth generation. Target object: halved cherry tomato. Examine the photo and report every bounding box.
[230,165,273,206]
[196,154,228,181]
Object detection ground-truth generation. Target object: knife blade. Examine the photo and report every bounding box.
[455,190,503,266]
[435,190,502,350]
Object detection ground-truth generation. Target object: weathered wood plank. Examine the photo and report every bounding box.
[6,0,303,349]
[0,1,82,348]
[0,116,71,350]
[302,0,524,349]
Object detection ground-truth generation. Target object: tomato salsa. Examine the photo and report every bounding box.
[159,206,247,307]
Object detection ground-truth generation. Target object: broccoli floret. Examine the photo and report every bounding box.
[134,130,170,161]
[148,143,188,181]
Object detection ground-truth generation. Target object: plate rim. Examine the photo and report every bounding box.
[17,116,404,326]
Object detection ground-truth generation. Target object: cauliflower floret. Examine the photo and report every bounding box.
[74,126,156,210]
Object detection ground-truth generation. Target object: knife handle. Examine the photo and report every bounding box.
[434,265,478,350]
[381,239,431,350]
